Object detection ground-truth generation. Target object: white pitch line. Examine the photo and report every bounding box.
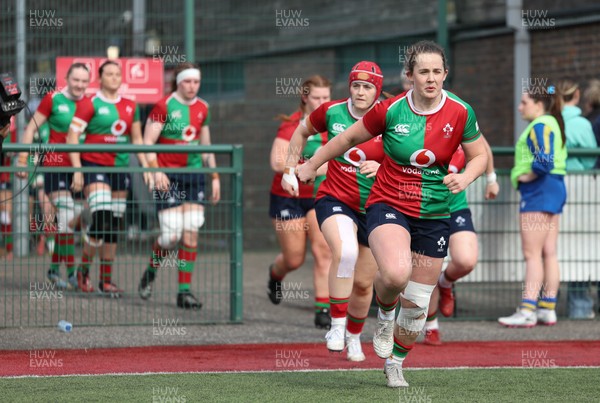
[3,365,600,379]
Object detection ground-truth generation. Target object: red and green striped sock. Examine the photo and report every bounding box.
[424,310,439,330]
[57,233,76,277]
[392,336,414,359]
[329,295,348,317]
[79,251,93,276]
[49,249,60,273]
[426,311,437,322]
[315,296,330,313]
[177,243,197,292]
[346,311,367,335]
[1,224,12,252]
[376,294,399,314]
[100,260,113,283]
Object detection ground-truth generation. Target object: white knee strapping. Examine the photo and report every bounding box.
[335,215,358,278]
[88,190,112,213]
[112,199,127,218]
[396,307,427,332]
[401,281,436,309]
[157,210,184,249]
[183,210,205,232]
[396,281,436,332]
[54,196,75,233]
[0,211,10,225]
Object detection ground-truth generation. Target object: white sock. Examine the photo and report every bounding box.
[424,317,439,330]
[438,271,453,288]
[378,308,395,321]
[388,356,405,367]
[331,317,346,327]
[345,330,360,340]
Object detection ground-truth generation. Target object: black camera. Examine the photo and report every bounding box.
[0,72,26,127]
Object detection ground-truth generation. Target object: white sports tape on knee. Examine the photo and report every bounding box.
[401,281,436,309]
[55,196,75,233]
[183,210,205,232]
[111,199,127,218]
[336,215,358,278]
[87,190,112,213]
[158,210,184,249]
[0,211,10,225]
[396,307,427,332]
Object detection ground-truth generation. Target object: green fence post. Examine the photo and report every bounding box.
[230,145,244,322]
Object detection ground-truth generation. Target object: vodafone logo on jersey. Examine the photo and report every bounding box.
[182,125,197,142]
[343,147,366,167]
[111,119,127,136]
[409,149,436,168]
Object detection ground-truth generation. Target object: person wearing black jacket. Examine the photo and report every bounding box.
[0,123,9,155]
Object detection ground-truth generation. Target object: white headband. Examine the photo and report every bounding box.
[176,68,200,84]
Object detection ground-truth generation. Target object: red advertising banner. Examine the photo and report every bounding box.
[56,57,164,104]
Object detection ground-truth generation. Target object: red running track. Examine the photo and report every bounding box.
[2,340,599,377]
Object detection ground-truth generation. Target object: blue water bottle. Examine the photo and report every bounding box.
[58,320,72,333]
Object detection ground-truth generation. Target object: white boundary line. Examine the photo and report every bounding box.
[3,365,600,379]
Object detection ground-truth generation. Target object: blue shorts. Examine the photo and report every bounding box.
[0,181,11,191]
[315,195,369,247]
[82,160,130,192]
[154,173,205,212]
[269,193,314,220]
[518,174,566,214]
[449,208,476,235]
[366,203,450,258]
[44,172,72,195]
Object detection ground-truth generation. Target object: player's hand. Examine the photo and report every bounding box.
[143,171,154,190]
[297,161,317,186]
[485,181,499,200]
[359,160,380,178]
[281,166,300,197]
[211,176,221,205]
[71,172,84,193]
[15,153,30,179]
[153,171,170,192]
[443,173,470,194]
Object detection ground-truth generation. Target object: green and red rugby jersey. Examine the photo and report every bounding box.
[72,92,140,167]
[362,89,481,219]
[37,90,87,167]
[270,110,328,198]
[310,99,384,214]
[148,93,210,168]
[448,145,469,213]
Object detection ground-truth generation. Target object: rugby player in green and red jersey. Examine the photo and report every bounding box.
[67,60,149,297]
[267,75,333,328]
[290,41,488,388]
[137,62,220,310]
[284,61,385,361]
[17,63,90,289]
[423,140,499,346]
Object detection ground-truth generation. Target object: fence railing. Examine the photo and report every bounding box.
[444,148,600,319]
[0,144,244,327]
[1,145,599,322]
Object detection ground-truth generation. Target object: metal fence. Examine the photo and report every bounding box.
[0,143,243,327]
[446,148,600,319]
